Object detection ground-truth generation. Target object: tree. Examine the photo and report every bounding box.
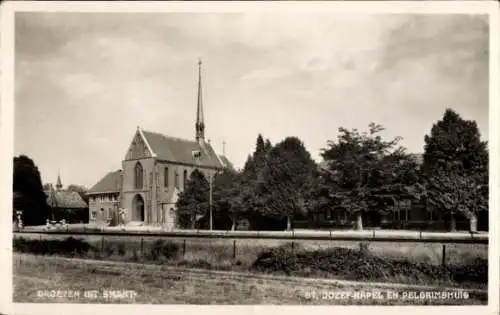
[319,123,422,230]
[13,155,50,225]
[175,169,209,229]
[67,184,89,204]
[256,137,317,230]
[254,134,267,169]
[423,109,488,231]
[306,166,337,227]
[241,134,268,182]
[426,166,487,231]
[233,135,274,229]
[212,169,242,230]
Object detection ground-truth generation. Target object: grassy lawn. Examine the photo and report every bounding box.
[13,254,486,305]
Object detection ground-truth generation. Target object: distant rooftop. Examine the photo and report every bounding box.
[88,170,122,195]
[45,190,88,208]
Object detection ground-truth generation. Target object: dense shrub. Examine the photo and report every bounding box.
[103,243,115,257]
[13,237,94,256]
[117,243,126,256]
[252,243,303,275]
[252,244,488,285]
[148,240,180,261]
[450,257,488,283]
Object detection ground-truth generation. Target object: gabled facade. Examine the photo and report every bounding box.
[88,60,231,230]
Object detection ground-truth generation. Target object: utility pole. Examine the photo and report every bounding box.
[209,173,213,231]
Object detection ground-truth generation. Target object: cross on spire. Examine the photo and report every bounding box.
[195,58,205,142]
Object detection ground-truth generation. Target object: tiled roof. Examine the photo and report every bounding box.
[45,190,88,209]
[141,130,224,169]
[88,170,122,194]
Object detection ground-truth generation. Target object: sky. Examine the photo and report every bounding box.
[14,12,489,188]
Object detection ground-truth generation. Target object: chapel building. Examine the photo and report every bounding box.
[87,60,232,230]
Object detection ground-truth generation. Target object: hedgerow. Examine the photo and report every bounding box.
[251,243,487,285]
[13,237,94,256]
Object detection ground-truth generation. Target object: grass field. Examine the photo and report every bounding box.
[13,234,488,290]
[15,233,487,267]
[13,253,487,305]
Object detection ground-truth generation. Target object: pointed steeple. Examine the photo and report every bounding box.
[195,58,205,143]
[56,174,62,191]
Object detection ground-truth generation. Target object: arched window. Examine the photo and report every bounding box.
[164,167,169,187]
[174,170,179,189]
[135,162,143,189]
[183,170,188,189]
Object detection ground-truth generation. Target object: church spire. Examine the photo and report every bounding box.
[195,58,205,143]
[56,174,62,191]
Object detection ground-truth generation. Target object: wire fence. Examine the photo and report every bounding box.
[13,232,488,268]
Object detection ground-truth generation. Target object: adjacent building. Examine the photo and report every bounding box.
[45,175,89,223]
[87,60,232,230]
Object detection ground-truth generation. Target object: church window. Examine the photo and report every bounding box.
[164,167,169,187]
[135,162,143,189]
[183,170,188,189]
[174,171,179,189]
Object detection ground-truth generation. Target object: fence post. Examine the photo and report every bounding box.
[233,240,236,259]
[442,244,446,267]
[183,239,186,257]
[140,237,144,256]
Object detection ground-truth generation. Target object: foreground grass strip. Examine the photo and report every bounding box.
[13,254,486,305]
